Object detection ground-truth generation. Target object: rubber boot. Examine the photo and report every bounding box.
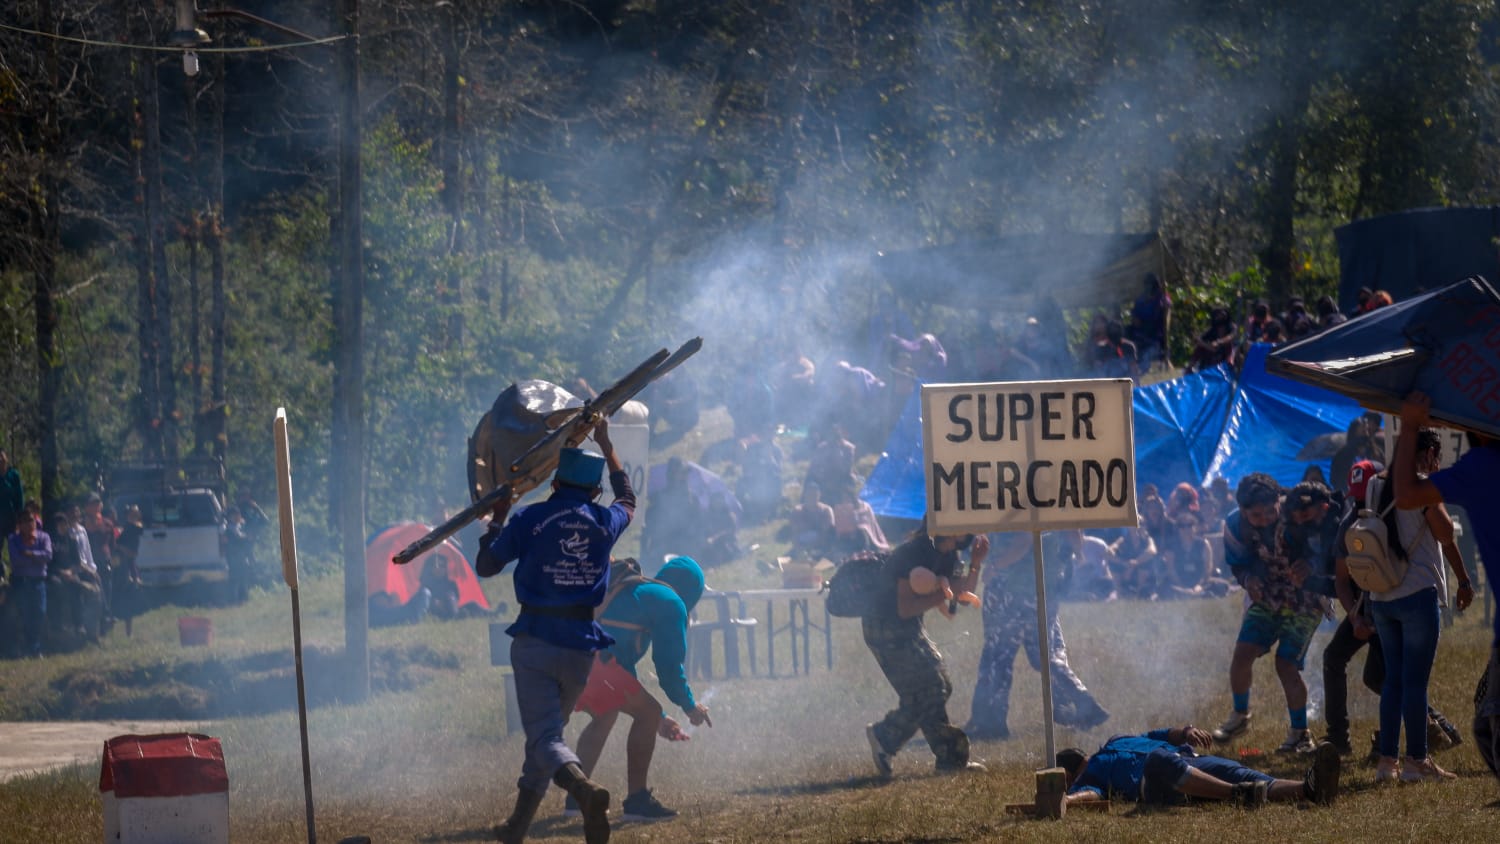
[554,761,610,844]
[495,786,545,844]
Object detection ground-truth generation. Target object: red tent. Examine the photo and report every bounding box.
[365,522,490,611]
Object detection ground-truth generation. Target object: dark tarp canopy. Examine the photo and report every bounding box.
[1335,206,1500,311]
[874,232,1178,311]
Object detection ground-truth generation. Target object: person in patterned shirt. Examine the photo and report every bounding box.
[1209,473,1328,754]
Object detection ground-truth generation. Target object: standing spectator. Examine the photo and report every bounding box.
[1367,431,1472,783]
[1128,272,1172,371]
[9,505,52,657]
[1187,307,1238,372]
[1244,300,1273,346]
[1282,297,1316,341]
[113,505,145,636]
[0,450,22,570]
[1211,474,1325,754]
[1393,392,1500,782]
[224,507,255,603]
[968,532,1110,738]
[476,426,635,844]
[864,528,989,777]
[1092,321,1141,383]
[81,494,116,626]
[1322,461,1383,757]
[1330,417,1376,498]
[1315,296,1347,332]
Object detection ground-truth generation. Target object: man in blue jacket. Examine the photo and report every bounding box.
[1061,724,1340,808]
[570,556,713,822]
[477,420,636,844]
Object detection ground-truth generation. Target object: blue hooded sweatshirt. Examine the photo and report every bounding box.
[597,556,705,713]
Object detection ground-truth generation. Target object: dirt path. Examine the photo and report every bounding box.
[0,720,204,782]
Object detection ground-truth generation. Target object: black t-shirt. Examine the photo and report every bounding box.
[870,535,959,628]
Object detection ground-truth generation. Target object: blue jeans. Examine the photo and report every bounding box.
[1142,749,1274,804]
[510,633,595,793]
[1372,588,1441,759]
[13,576,46,657]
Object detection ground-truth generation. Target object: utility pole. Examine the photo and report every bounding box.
[333,0,369,699]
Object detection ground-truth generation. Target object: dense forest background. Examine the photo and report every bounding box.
[2,0,1498,556]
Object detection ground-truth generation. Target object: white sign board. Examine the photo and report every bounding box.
[922,379,1137,533]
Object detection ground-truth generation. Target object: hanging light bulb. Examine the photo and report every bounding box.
[183,50,201,77]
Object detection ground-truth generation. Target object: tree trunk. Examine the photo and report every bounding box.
[440,0,464,347]
[33,0,61,516]
[126,3,163,464]
[334,0,370,700]
[210,50,227,462]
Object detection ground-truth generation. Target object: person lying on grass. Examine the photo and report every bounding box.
[1059,723,1341,808]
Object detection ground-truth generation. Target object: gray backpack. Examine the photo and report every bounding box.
[1343,474,1421,593]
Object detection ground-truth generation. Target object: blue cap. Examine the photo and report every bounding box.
[555,447,606,489]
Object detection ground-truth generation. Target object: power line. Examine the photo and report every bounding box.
[0,20,348,53]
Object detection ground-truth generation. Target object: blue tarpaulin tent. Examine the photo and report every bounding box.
[860,344,1363,520]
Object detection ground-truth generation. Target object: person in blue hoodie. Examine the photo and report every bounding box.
[570,556,713,822]
[1060,723,1340,809]
[476,419,636,844]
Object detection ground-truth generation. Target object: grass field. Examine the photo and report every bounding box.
[3,572,1498,843]
[3,406,1498,842]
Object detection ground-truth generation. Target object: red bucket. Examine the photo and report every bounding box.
[178,617,213,647]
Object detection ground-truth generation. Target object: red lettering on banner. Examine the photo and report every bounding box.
[1464,305,1500,328]
[1480,379,1500,417]
[1439,343,1475,378]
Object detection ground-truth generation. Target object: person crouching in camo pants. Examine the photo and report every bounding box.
[862,527,988,778]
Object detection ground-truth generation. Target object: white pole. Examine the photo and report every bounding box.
[274,408,316,844]
[1032,530,1055,765]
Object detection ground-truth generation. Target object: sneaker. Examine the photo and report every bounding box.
[1374,756,1400,784]
[561,795,583,820]
[620,788,678,822]
[1230,780,1268,808]
[1302,741,1341,805]
[1212,710,1251,743]
[935,760,987,773]
[1277,728,1318,755]
[866,724,893,779]
[1400,755,1457,783]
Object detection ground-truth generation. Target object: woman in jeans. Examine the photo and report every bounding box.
[1370,429,1475,783]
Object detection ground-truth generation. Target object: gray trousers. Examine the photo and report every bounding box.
[511,633,595,793]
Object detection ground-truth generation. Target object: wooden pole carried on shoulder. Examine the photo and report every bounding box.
[275,408,317,844]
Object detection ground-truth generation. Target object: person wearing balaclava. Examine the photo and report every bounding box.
[569,555,713,823]
[476,419,635,844]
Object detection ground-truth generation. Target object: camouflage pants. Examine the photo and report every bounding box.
[862,618,969,768]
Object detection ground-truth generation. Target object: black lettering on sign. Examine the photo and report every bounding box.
[1040,392,1066,440]
[978,393,1004,442]
[968,461,993,510]
[1106,458,1130,506]
[1007,394,1033,440]
[1026,460,1055,507]
[1058,462,1081,507]
[932,462,964,510]
[997,461,1023,509]
[946,394,973,443]
[1073,392,1096,440]
[1082,460,1105,507]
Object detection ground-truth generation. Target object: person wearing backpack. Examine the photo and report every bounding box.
[569,556,713,822]
[1395,393,1500,785]
[1323,460,1464,761]
[1365,428,1473,784]
[862,526,989,778]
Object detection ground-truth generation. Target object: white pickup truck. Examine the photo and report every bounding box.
[109,462,230,599]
